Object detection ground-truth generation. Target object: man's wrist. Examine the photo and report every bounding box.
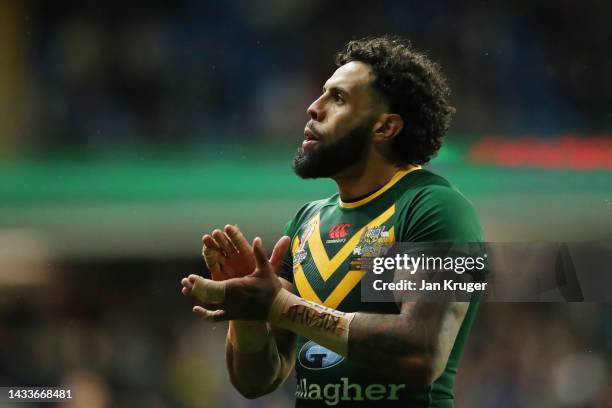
[267,288,355,356]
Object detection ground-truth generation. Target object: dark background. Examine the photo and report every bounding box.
[0,1,611,407]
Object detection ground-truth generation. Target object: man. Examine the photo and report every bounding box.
[181,36,483,407]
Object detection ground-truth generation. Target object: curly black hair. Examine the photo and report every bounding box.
[335,36,455,165]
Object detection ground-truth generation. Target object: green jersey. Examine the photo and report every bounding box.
[280,167,483,407]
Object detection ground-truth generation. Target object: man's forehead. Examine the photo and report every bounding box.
[324,61,374,92]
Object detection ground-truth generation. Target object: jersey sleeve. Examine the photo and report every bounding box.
[397,184,486,285]
[400,184,483,243]
[279,219,295,283]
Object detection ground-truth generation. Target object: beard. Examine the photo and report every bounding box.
[292,121,373,179]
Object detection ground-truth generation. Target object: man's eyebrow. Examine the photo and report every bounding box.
[323,85,350,96]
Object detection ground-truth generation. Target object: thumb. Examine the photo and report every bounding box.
[269,236,291,274]
[252,237,272,276]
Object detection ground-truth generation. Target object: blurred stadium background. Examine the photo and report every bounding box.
[0,1,611,407]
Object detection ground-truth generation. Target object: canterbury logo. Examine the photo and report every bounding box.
[328,224,350,239]
[292,205,395,309]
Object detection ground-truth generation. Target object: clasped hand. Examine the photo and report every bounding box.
[181,225,291,322]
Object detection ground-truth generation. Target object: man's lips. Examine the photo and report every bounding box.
[304,127,320,141]
[303,127,321,152]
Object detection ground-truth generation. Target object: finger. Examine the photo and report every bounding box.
[193,306,228,322]
[201,244,224,279]
[181,277,194,289]
[252,237,271,276]
[269,236,291,271]
[202,234,221,252]
[225,224,251,254]
[189,274,226,303]
[202,235,223,270]
[212,229,237,257]
[223,232,239,254]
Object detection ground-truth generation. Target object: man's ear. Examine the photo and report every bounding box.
[373,113,404,141]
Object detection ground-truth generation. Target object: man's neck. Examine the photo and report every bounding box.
[333,161,403,202]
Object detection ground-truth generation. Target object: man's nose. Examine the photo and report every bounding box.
[307,97,325,122]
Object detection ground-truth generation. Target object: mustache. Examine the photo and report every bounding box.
[306,121,324,139]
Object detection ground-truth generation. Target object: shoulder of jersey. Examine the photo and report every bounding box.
[400,168,452,190]
[293,196,336,221]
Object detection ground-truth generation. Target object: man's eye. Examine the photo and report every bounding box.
[333,93,344,103]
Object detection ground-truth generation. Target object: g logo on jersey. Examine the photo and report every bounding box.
[298,341,344,370]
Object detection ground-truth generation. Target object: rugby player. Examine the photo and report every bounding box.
[181,36,483,407]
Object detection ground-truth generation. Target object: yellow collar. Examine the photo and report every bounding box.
[338,165,422,209]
